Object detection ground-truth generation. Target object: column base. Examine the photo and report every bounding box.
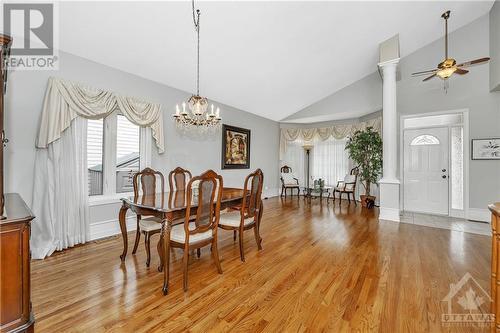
[379,180,400,222]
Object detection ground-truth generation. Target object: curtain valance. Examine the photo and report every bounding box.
[36,77,165,153]
[280,117,381,158]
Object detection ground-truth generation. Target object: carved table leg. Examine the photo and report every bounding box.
[157,234,164,272]
[119,204,129,261]
[161,218,172,295]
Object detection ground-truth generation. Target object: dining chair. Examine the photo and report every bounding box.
[219,169,264,262]
[165,169,224,291]
[280,165,300,197]
[132,167,165,267]
[333,166,359,205]
[168,167,192,192]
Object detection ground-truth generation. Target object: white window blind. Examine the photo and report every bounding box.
[87,119,104,196]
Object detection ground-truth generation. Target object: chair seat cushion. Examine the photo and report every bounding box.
[283,184,299,188]
[219,211,255,228]
[170,222,213,244]
[139,217,162,232]
[334,185,354,192]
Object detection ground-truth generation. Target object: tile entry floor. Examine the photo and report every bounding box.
[401,211,490,235]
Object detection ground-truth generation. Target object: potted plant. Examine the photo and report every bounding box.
[345,127,382,208]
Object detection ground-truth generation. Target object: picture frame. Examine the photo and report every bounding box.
[221,124,251,169]
[471,138,500,160]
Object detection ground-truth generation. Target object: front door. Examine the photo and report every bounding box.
[404,127,449,215]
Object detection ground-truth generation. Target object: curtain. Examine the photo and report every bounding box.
[311,137,349,187]
[36,77,164,153]
[281,138,306,186]
[31,118,89,259]
[31,77,165,259]
[279,117,381,158]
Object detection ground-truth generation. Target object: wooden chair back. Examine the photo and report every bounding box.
[241,169,264,219]
[184,170,223,238]
[280,165,292,173]
[168,167,192,192]
[133,167,165,206]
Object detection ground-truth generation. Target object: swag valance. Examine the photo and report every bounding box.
[280,117,381,158]
[36,77,165,153]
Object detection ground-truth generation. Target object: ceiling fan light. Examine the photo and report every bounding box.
[436,67,456,79]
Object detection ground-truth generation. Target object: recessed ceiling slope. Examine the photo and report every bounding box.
[59,1,494,121]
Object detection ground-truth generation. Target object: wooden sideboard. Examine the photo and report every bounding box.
[0,193,35,333]
[490,202,500,332]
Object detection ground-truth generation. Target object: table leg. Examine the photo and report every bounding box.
[161,218,172,295]
[119,204,129,261]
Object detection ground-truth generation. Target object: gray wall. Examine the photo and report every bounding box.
[5,51,280,239]
[281,72,382,123]
[283,13,500,210]
[491,0,500,91]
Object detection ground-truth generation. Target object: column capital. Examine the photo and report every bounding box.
[378,58,400,68]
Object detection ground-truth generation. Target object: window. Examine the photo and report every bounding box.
[86,114,149,198]
[312,137,348,186]
[410,134,440,146]
[87,119,104,196]
[282,139,305,186]
[116,115,140,193]
[451,127,464,210]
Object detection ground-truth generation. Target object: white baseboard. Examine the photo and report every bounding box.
[90,216,137,241]
[263,187,280,199]
[467,208,491,223]
[379,207,400,222]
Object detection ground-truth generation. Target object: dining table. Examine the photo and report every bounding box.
[118,187,246,294]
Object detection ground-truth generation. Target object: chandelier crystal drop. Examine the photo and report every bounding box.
[173,0,221,132]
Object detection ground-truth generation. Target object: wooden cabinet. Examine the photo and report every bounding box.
[0,194,35,332]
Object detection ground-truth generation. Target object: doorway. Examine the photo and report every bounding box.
[401,111,468,218]
[404,127,449,215]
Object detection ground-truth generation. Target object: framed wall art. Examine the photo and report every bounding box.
[471,138,500,160]
[222,124,251,169]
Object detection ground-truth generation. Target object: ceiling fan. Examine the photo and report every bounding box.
[411,10,490,82]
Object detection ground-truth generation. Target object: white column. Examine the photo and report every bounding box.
[378,59,400,222]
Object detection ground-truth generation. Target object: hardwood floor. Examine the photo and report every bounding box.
[31,197,491,332]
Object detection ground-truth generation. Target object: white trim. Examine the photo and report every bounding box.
[89,216,137,241]
[378,58,400,67]
[399,109,470,220]
[88,192,133,206]
[379,207,400,222]
[467,208,491,223]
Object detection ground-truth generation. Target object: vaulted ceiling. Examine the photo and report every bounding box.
[58,1,494,121]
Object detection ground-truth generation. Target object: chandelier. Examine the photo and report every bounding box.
[173,0,221,131]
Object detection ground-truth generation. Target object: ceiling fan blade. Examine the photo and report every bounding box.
[457,57,490,67]
[412,69,438,76]
[423,74,437,82]
[455,68,469,75]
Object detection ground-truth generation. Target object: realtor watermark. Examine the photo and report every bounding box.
[2,2,59,70]
[442,272,495,328]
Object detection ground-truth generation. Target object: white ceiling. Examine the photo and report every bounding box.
[58,1,494,121]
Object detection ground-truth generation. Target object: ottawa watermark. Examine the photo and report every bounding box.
[2,2,59,70]
[442,272,495,328]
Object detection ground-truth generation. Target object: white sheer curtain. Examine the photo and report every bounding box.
[281,139,305,186]
[311,137,349,187]
[31,118,89,259]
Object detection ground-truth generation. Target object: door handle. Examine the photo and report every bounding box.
[442,169,446,172]
[442,175,447,179]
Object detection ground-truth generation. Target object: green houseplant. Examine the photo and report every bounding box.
[345,127,382,208]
